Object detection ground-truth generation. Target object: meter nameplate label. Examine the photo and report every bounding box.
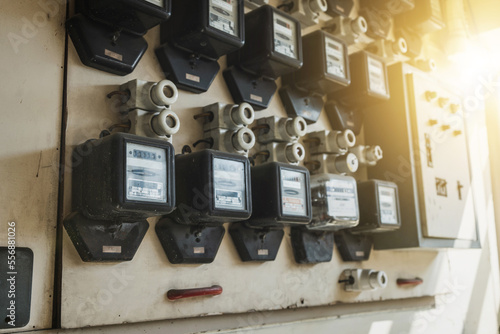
[325,37,346,79]
[126,143,168,203]
[326,179,357,219]
[144,0,164,8]
[281,169,307,216]
[209,0,239,37]
[213,158,246,210]
[273,13,298,59]
[378,185,398,224]
[367,56,387,96]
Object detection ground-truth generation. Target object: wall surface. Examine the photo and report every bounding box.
[1,0,500,333]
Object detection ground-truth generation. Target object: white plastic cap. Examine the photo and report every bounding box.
[231,103,255,127]
[232,127,256,152]
[366,145,383,162]
[151,110,180,136]
[393,37,408,55]
[335,153,359,174]
[286,117,308,138]
[336,129,356,149]
[310,0,328,13]
[151,80,179,107]
[369,271,388,289]
[352,16,368,35]
[286,143,306,163]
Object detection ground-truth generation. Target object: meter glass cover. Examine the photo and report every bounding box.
[273,12,298,59]
[378,185,398,224]
[143,0,165,8]
[326,178,357,219]
[209,0,239,37]
[213,158,246,210]
[280,169,307,216]
[126,142,168,203]
[325,36,346,79]
[367,56,387,96]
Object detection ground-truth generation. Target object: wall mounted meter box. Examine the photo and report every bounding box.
[290,173,358,264]
[326,0,354,17]
[230,162,312,262]
[395,0,445,34]
[362,63,479,250]
[76,0,171,35]
[68,0,171,75]
[224,5,303,110]
[156,0,245,93]
[156,149,252,264]
[64,133,176,262]
[328,51,389,109]
[280,31,350,124]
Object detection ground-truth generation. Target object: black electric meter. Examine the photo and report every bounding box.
[68,0,171,75]
[395,0,445,34]
[156,0,245,93]
[291,173,358,264]
[156,149,252,264]
[326,0,354,17]
[76,0,171,36]
[329,51,389,109]
[64,133,176,262]
[335,180,401,262]
[280,30,350,124]
[230,162,312,262]
[224,5,303,110]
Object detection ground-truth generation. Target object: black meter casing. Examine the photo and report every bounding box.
[76,0,171,36]
[168,149,252,225]
[352,180,401,233]
[285,31,350,95]
[161,0,245,61]
[248,162,312,227]
[329,51,390,108]
[67,14,148,76]
[227,5,303,80]
[395,0,445,34]
[72,132,176,220]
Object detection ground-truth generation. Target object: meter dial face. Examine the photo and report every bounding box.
[143,0,165,8]
[125,142,168,203]
[325,36,347,79]
[367,56,388,96]
[273,12,298,60]
[209,0,239,37]
[213,157,247,211]
[378,185,399,225]
[326,178,357,220]
[280,169,307,216]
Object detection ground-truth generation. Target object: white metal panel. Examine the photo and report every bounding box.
[0,0,66,331]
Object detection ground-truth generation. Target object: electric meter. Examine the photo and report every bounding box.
[67,15,148,76]
[308,174,359,231]
[290,173,358,264]
[224,5,303,110]
[326,0,354,17]
[76,0,171,36]
[329,51,389,108]
[230,162,311,262]
[64,133,176,262]
[395,0,444,34]
[335,180,400,262]
[280,31,350,124]
[156,0,245,93]
[156,149,252,264]
[352,180,401,233]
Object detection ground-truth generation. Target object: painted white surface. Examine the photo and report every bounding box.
[0,0,66,332]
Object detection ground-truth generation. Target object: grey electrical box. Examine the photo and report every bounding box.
[363,63,479,249]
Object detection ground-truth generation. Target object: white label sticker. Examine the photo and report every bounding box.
[250,94,263,103]
[258,249,269,256]
[144,0,164,8]
[281,169,307,216]
[273,13,298,59]
[213,158,246,211]
[126,143,168,203]
[378,185,399,224]
[325,37,346,79]
[367,56,387,96]
[209,0,239,36]
[186,73,201,82]
[326,179,358,219]
[193,247,205,254]
[103,246,122,254]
